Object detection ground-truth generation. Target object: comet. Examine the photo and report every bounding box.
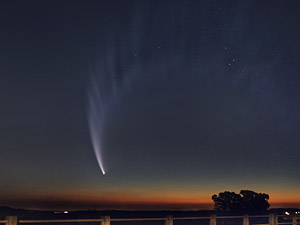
[87,79,107,175]
[86,43,129,175]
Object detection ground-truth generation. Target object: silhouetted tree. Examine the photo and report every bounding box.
[240,190,269,211]
[212,191,242,212]
[212,190,269,212]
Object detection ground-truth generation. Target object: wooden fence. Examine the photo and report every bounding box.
[1,214,299,225]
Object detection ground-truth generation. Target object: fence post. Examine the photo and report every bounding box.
[165,215,173,225]
[274,214,278,225]
[5,216,17,225]
[292,215,297,225]
[243,215,249,225]
[101,216,110,225]
[269,214,275,225]
[210,214,217,225]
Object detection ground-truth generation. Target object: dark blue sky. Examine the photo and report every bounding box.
[1,0,300,210]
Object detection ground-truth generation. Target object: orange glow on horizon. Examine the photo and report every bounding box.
[2,188,300,210]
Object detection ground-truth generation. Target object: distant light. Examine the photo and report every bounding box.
[64,211,69,214]
[285,212,290,215]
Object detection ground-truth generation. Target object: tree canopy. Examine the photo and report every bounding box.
[212,190,270,212]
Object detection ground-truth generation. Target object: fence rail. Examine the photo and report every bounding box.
[19,220,103,223]
[3,214,300,225]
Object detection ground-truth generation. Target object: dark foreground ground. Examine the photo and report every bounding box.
[1,206,214,219]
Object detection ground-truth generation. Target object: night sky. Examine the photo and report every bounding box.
[1,0,300,210]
